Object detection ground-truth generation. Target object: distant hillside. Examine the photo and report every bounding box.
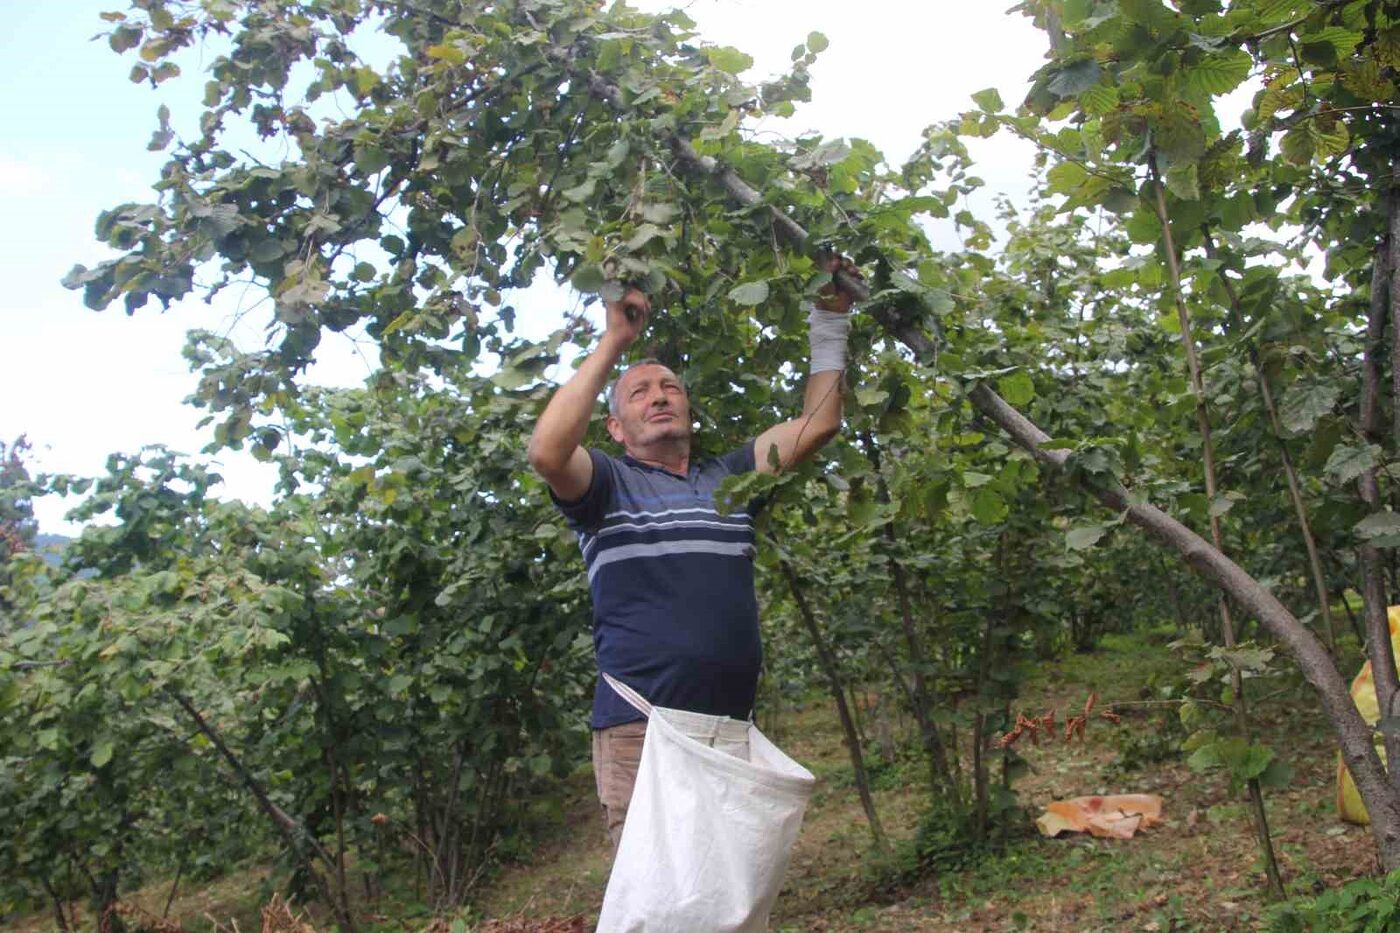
[33,533,71,567]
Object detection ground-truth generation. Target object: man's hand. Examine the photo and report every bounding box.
[814,252,861,315]
[528,285,649,502]
[603,286,651,348]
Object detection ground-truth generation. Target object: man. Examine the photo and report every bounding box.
[526,256,859,848]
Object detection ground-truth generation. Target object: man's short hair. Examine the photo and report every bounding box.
[607,358,676,416]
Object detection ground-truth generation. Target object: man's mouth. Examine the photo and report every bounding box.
[648,410,675,422]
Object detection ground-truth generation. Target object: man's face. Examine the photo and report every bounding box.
[607,363,691,449]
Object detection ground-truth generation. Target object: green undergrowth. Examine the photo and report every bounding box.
[14,623,1375,931]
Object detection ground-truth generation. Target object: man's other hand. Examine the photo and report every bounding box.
[604,286,651,347]
[815,252,861,315]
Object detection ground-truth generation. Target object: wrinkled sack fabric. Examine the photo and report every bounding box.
[596,674,815,933]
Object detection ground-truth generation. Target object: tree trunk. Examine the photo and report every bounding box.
[971,610,998,843]
[779,559,889,851]
[862,433,959,801]
[167,691,356,931]
[162,856,184,920]
[1359,211,1400,790]
[1343,587,1365,644]
[1151,175,1283,897]
[40,876,71,933]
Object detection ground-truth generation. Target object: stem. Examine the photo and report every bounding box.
[1150,171,1283,897]
[778,558,889,851]
[167,691,356,930]
[162,856,184,920]
[972,609,997,843]
[41,876,71,933]
[863,432,959,803]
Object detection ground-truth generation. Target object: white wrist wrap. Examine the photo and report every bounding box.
[808,303,852,374]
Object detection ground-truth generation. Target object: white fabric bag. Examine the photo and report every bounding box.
[597,674,816,933]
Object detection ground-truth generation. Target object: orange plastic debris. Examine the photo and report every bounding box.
[1035,794,1164,840]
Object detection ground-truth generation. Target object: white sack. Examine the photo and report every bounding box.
[597,677,815,933]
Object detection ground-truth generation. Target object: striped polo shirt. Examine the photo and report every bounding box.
[552,443,762,729]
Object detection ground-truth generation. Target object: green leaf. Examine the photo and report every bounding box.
[1238,744,1274,781]
[625,223,663,252]
[1215,644,1274,672]
[1048,59,1101,98]
[91,739,114,768]
[806,31,829,53]
[1183,50,1251,96]
[109,24,143,53]
[972,489,1009,525]
[1278,381,1339,435]
[1280,125,1314,166]
[1078,84,1119,116]
[997,371,1035,406]
[706,46,753,74]
[570,264,606,294]
[562,177,597,203]
[1066,525,1107,550]
[972,88,1004,113]
[1324,443,1381,486]
[1304,27,1363,58]
[855,386,889,409]
[1356,511,1400,541]
[426,43,467,66]
[1164,162,1200,201]
[1047,161,1089,195]
[1208,494,1239,518]
[1375,26,1400,67]
[1254,0,1307,24]
[727,281,770,306]
[1309,118,1350,161]
[1186,744,1220,772]
[1256,757,1293,789]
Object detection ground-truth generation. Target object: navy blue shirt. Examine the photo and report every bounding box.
[552,443,762,728]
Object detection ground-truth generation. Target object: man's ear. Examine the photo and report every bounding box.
[605,415,624,444]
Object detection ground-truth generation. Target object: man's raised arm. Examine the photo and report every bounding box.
[753,254,860,475]
[527,288,650,501]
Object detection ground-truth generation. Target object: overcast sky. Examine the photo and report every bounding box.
[0,1,1048,534]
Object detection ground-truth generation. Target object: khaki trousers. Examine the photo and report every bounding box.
[592,711,751,850]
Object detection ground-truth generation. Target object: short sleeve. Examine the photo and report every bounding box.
[548,448,615,531]
[717,440,756,476]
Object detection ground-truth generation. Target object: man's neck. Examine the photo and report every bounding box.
[625,439,691,475]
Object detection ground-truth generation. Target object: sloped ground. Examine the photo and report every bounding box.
[11,629,1374,931]
[477,629,1376,931]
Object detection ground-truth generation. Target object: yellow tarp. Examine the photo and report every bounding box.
[1337,606,1400,824]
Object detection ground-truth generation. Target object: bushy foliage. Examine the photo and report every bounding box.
[1267,870,1400,933]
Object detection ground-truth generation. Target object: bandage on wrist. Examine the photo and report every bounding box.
[808,302,852,373]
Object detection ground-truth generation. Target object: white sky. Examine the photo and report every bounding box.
[0,0,1047,535]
